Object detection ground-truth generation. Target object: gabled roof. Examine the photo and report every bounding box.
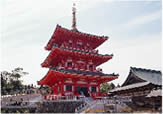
[122,67,162,86]
[45,25,108,50]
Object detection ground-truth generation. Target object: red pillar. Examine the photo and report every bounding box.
[73,79,77,96]
[61,83,64,96]
[56,86,59,95]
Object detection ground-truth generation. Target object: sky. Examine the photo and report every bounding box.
[1,0,162,86]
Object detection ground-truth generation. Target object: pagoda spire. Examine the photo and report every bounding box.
[72,3,77,30]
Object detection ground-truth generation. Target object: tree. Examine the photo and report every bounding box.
[100,83,112,94]
[1,67,29,95]
[1,71,12,95]
[100,82,117,94]
[11,67,28,81]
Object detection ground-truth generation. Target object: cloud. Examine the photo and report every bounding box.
[122,10,161,29]
[98,32,161,85]
[103,10,162,34]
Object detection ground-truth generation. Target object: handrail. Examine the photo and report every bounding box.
[75,97,96,113]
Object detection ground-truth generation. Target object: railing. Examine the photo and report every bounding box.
[60,42,99,54]
[75,96,132,113]
[75,97,96,113]
[44,95,79,101]
[1,94,42,107]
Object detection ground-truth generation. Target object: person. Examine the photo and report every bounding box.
[88,91,91,97]
[20,98,23,106]
[10,98,13,102]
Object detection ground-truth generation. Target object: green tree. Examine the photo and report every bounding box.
[1,67,28,95]
[11,67,28,81]
[1,71,11,95]
[100,83,112,94]
[100,83,116,94]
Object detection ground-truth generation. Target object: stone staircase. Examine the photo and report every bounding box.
[75,97,132,113]
[75,97,95,113]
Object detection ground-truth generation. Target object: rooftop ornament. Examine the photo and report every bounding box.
[72,3,77,31]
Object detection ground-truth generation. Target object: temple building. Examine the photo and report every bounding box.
[109,67,162,112]
[38,4,119,99]
[109,67,161,97]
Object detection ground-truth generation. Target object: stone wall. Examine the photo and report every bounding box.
[36,101,84,113]
[1,106,36,113]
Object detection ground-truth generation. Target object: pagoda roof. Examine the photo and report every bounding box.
[122,67,162,86]
[42,44,113,68]
[38,67,119,86]
[45,25,108,50]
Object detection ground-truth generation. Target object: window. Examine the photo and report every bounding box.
[67,62,72,67]
[58,86,61,92]
[66,85,72,91]
[87,43,90,49]
[77,44,81,48]
[51,90,54,94]
[91,87,96,92]
[89,65,93,71]
[69,42,72,47]
[68,40,73,47]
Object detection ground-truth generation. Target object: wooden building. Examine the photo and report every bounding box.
[109,67,162,112]
[110,67,161,97]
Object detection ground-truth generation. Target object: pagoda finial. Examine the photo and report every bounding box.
[72,3,77,30]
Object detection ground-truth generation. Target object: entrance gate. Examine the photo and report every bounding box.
[77,87,89,97]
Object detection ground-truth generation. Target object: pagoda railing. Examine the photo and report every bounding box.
[75,97,96,113]
[44,95,81,101]
[75,96,132,113]
[57,43,99,54]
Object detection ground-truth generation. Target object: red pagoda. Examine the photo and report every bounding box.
[38,4,119,99]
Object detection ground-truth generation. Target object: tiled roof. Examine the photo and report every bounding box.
[50,67,119,77]
[131,67,161,74]
[109,67,162,93]
[109,82,150,93]
[53,43,113,57]
[42,44,113,67]
[38,67,119,84]
[56,24,108,39]
[131,67,162,85]
[46,24,108,49]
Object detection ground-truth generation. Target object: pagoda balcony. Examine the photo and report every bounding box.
[64,66,94,72]
[58,43,99,54]
[42,44,113,68]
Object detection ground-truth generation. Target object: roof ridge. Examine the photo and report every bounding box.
[130,67,161,74]
[110,81,150,92]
